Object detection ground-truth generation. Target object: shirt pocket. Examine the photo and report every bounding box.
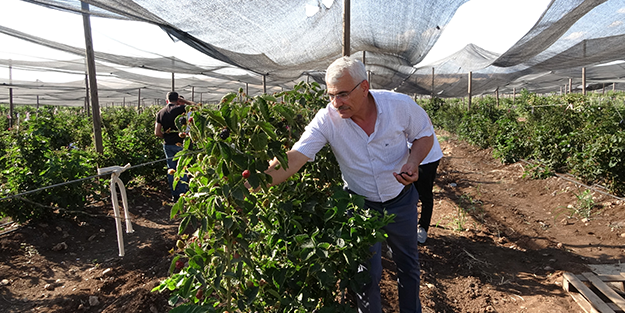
[377,132,409,164]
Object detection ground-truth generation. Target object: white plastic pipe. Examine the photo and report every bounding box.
[97,163,133,256]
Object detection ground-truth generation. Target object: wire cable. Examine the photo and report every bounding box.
[0,150,201,202]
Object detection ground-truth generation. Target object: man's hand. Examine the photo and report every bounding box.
[393,163,420,185]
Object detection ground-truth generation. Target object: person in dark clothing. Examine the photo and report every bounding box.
[413,130,442,243]
[154,91,195,201]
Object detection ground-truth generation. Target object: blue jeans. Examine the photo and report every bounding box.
[163,144,188,201]
[358,184,421,313]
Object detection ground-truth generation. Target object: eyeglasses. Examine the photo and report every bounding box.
[327,80,365,101]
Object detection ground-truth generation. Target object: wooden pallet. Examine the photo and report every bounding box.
[563,271,625,313]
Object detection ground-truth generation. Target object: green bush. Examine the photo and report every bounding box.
[153,83,392,312]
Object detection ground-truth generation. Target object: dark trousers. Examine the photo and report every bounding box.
[358,185,422,313]
[414,159,440,232]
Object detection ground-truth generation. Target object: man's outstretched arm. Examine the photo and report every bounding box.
[264,150,309,187]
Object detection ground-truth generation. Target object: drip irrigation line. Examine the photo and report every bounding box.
[0,150,201,202]
[519,159,625,202]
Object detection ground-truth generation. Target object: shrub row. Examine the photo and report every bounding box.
[0,105,165,222]
[419,90,625,195]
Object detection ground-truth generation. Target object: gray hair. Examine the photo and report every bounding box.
[325,56,367,86]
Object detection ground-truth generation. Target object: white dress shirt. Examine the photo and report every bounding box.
[292,90,434,202]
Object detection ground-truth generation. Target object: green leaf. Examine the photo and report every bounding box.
[171,200,183,219]
[256,96,272,122]
[250,132,268,151]
[179,216,191,235]
[257,121,278,140]
[218,142,232,160]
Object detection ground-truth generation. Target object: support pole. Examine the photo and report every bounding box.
[582,67,586,96]
[362,51,366,64]
[468,71,472,110]
[568,78,572,94]
[262,75,267,94]
[431,67,435,98]
[342,0,350,56]
[137,88,141,112]
[81,1,103,154]
[171,72,175,91]
[191,86,195,102]
[8,62,13,128]
[495,87,499,107]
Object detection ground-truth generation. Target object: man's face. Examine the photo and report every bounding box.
[326,73,367,119]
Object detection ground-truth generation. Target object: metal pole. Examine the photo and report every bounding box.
[81,1,103,153]
[582,67,586,96]
[8,61,13,128]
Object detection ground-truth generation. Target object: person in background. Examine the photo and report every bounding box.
[154,91,195,201]
[257,56,433,313]
[413,129,443,244]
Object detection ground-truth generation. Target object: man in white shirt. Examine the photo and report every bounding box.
[263,56,433,313]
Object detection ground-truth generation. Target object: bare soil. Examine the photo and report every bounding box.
[2,130,625,313]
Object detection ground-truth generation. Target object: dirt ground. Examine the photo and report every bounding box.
[2,130,625,313]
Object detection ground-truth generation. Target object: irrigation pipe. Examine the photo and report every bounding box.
[519,159,625,202]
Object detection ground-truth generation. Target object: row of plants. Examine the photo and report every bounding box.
[0,105,165,222]
[418,90,625,195]
[152,83,392,312]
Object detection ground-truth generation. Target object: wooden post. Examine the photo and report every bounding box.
[84,73,90,115]
[262,75,267,94]
[246,82,249,96]
[467,71,472,110]
[362,51,366,64]
[171,72,175,91]
[431,67,435,98]
[36,95,39,110]
[81,1,103,154]
[602,83,605,94]
[513,87,516,104]
[367,70,371,86]
[122,97,125,107]
[582,67,586,96]
[568,78,572,94]
[343,0,350,56]
[495,87,499,107]
[191,86,195,102]
[137,88,141,112]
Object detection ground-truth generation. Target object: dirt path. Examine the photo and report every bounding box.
[1,131,625,312]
